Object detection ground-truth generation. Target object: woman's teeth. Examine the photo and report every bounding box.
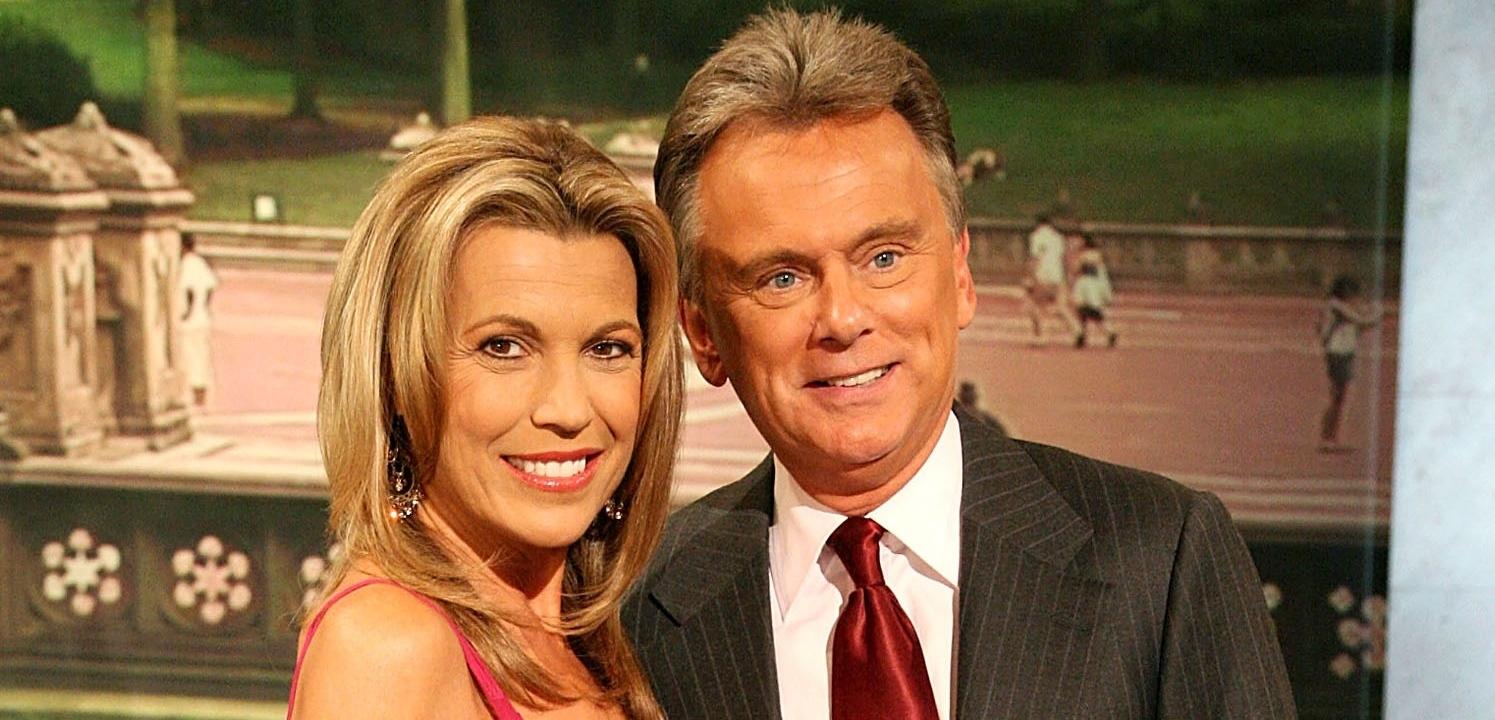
[509,458,586,477]
[825,366,888,388]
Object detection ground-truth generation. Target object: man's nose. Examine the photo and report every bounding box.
[530,360,592,437]
[811,264,872,349]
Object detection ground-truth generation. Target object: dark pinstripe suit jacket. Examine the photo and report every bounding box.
[623,408,1296,718]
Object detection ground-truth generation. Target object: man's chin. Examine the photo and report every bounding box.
[795,433,900,473]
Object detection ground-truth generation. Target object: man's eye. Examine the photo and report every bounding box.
[872,250,899,269]
[768,271,799,290]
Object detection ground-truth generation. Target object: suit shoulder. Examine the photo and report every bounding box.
[1012,438,1202,537]
[659,473,763,546]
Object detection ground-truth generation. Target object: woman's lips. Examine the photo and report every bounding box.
[501,450,602,493]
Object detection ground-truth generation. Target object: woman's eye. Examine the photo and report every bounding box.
[590,340,633,360]
[482,338,524,358]
[871,250,900,269]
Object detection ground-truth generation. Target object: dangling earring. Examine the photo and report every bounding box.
[586,497,625,539]
[386,418,422,521]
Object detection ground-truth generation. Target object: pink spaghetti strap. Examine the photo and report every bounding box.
[285,578,523,720]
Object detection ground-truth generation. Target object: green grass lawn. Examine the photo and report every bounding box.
[183,78,1407,229]
[6,2,1406,229]
[183,151,391,227]
[2,0,415,104]
[3,0,287,100]
[949,77,1407,228]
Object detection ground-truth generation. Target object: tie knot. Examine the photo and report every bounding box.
[827,516,886,588]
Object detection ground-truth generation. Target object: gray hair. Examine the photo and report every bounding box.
[654,7,966,301]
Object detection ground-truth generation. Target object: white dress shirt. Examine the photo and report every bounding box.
[769,412,964,720]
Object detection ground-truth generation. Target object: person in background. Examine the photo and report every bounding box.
[177,233,218,407]
[1073,233,1111,293]
[1318,274,1381,452]
[287,117,681,719]
[1022,212,1081,345]
[955,380,1006,434]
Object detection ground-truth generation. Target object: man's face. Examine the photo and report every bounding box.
[683,110,976,507]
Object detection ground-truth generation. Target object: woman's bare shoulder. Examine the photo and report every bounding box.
[290,572,484,718]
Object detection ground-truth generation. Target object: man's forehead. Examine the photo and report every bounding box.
[702,109,914,169]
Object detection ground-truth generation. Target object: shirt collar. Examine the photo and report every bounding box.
[769,411,965,617]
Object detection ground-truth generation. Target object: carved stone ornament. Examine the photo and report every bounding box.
[35,103,181,191]
[171,535,253,626]
[0,108,96,193]
[0,260,30,354]
[41,528,124,618]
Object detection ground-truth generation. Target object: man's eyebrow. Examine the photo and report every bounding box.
[733,249,817,281]
[851,219,921,248]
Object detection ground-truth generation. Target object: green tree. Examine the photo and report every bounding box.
[439,0,470,124]
[1076,0,1108,80]
[143,0,184,163]
[290,0,321,119]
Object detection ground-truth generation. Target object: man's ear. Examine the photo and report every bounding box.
[954,227,977,329]
[680,298,728,387]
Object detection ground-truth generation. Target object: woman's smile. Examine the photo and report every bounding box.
[501,449,604,493]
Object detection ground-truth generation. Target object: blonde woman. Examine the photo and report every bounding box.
[286,117,680,719]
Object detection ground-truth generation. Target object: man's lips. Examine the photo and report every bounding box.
[806,363,896,389]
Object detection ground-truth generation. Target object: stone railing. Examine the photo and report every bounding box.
[184,216,1402,297]
[0,469,324,700]
[967,218,1401,297]
[0,464,1386,715]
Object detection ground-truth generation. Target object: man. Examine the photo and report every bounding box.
[1023,213,1082,344]
[623,9,1294,719]
[956,380,1006,435]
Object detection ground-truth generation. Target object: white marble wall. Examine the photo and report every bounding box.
[1385,1,1495,717]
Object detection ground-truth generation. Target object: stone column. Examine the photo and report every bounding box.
[0,109,110,456]
[38,103,195,449]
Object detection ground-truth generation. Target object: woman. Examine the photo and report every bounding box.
[1318,274,1380,452]
[287,117,681,719]
[177,232,218,406]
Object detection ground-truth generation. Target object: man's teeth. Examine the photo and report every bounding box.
[825,366,888,388]
[509,458,587,477]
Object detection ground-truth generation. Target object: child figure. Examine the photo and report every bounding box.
[1318,275,1381,451]
[1071,235,1116,348]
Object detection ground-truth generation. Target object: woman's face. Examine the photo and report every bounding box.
[426,225,642,561]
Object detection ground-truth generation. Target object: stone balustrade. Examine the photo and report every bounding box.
[0,103,196,456]
[0,108,110,457]
[967,217,1401,296]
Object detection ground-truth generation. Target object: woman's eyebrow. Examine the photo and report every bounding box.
[591,319,643,337]
[464,313,542,337]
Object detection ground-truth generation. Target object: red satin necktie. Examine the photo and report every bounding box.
[827,517,940,720]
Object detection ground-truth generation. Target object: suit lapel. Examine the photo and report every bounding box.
[646,457,783,720]
[954,409,1115,719]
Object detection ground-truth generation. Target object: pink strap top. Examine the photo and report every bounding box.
[286,578,523,719]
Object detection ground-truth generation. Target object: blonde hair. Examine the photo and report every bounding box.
[316,116,679,718]
[655,7,966,301]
